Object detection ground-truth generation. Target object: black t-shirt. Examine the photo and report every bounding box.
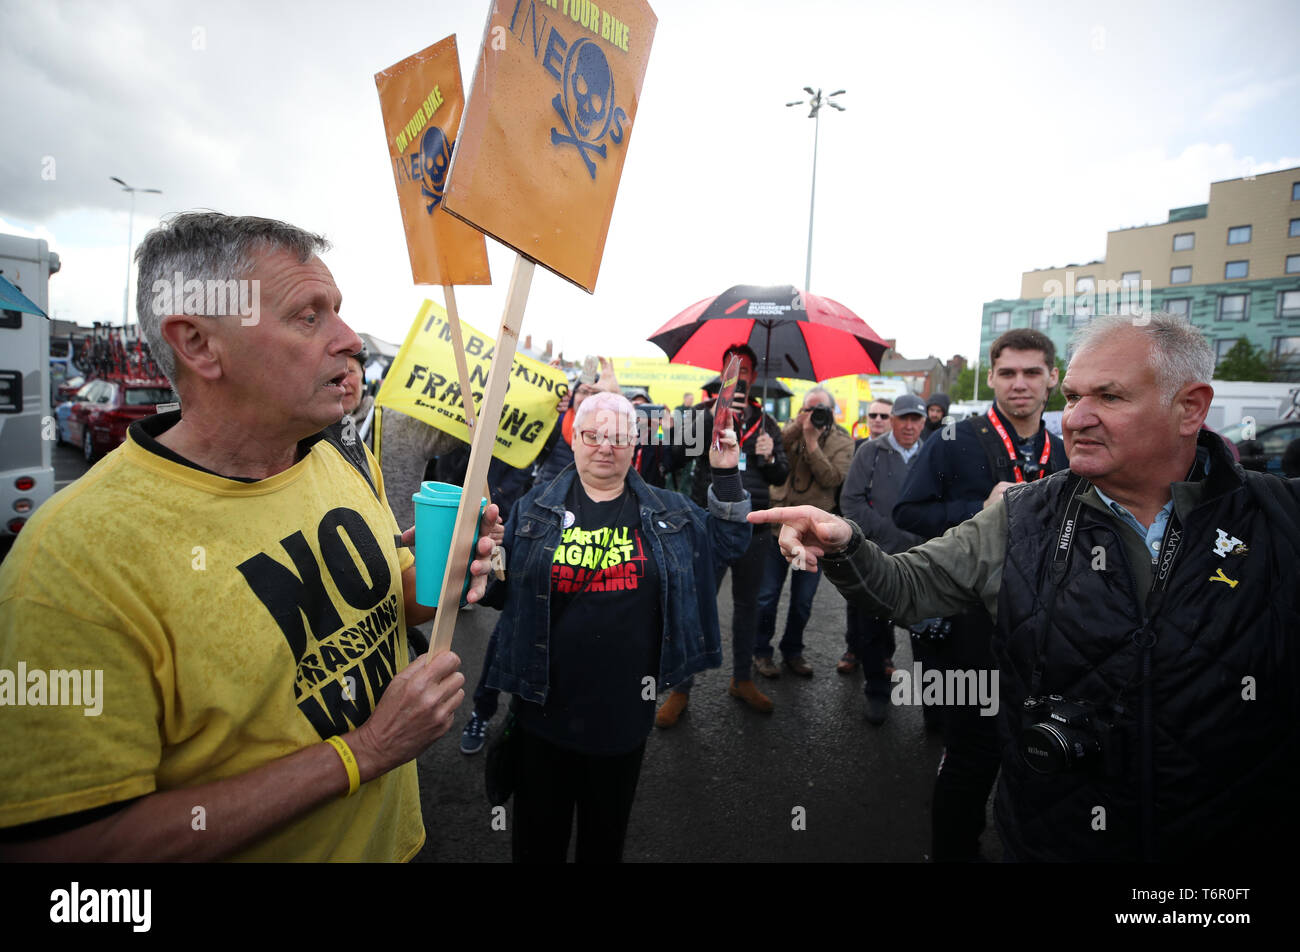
[515,481,662,755]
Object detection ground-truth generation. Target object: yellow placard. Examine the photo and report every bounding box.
[375,35,491,286]
[442,0,658,293]
[377,301,569,467]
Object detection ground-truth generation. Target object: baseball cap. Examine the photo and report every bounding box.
[892,393,927,417]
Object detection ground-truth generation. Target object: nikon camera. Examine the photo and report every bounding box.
[810,406,834,429]
[1018,695,1127,777]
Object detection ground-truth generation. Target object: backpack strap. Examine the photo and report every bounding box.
[971,417,1018,485]
[317,420,380,501]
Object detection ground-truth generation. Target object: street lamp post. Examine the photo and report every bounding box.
[111,177,162,329]
[785,88,845,293]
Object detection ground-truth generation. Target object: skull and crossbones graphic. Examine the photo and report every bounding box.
[419,124,452,213]
[550,38,614,179]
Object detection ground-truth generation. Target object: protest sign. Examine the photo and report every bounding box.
[376,299,568,468]
[426,0,656,651]
[442,0,658,292]
[375,35,491,286]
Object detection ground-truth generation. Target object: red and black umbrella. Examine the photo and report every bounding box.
[648,285,888,388]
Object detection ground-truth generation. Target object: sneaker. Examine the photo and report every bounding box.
[753,655,781,679]
[655,691,689,729]
[782,654,814,678]
[836,651,859,674]
[865,695,889,725]
[459,712,489,754]
[728,678,775,713]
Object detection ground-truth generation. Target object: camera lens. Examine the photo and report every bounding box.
[1019,722,1096,774]
[810,406,832,428]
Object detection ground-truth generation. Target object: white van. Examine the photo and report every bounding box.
[1205,380,1299,431]
[0,234,60,557]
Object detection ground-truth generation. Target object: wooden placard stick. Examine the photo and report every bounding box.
[427,255,535,654]
[442,283,492,506]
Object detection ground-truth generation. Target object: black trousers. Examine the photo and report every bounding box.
[845,602,895,698]
[676,526,767,691]
[511,727,647,863]
[930,610,1002,862]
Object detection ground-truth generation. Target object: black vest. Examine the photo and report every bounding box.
[994,433,1300,861]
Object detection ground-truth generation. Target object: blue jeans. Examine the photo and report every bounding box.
[753,532,821,659]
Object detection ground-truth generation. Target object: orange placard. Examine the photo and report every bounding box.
[443,0,657,293]
[375,35,491,286]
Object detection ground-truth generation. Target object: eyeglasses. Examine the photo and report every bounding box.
[867,413,890,419]
[578,430,634,447]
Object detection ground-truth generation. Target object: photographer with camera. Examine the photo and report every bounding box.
[752,313,1300,862]
[753,387,854,679]
[893,329,1069,861]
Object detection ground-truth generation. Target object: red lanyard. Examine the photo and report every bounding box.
[739,412,764,448]
[987,408,1051,482]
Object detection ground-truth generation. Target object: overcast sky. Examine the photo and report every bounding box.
[2,0,1297,370]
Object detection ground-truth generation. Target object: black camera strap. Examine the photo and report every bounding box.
[1029,475,1088,696]
[1136,505,1185,863]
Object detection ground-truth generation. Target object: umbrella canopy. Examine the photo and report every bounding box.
[648,284,888,382]
[0,275,47,318]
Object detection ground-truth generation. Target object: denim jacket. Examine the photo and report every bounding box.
[480,465,752,703]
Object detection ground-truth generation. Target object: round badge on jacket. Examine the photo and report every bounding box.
[563,510,575,529]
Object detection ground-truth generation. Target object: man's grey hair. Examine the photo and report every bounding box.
[1070,312,1215,403]
[134,212,330,384]
[804,386,837,411]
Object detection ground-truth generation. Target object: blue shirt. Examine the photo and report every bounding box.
[887,432,921,464]
[1092,447,1212,563]
[1093,487,1173,563]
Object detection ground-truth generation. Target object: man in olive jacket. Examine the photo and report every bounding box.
[750,314,1300,862]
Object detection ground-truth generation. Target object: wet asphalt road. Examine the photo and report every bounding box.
[48,444,998,864]
[413,573,1003,864]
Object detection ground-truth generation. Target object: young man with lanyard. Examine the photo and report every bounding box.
[893,328,1068,861]
[657,343,790,726]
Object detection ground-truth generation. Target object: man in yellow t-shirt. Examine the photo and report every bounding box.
[0,212,499,861]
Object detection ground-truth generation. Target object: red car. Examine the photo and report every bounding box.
[66,378,175,463]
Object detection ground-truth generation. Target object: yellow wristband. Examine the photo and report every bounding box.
[325,736,361,797]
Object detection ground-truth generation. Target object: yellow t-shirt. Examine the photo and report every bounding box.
[0,422,422,861]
